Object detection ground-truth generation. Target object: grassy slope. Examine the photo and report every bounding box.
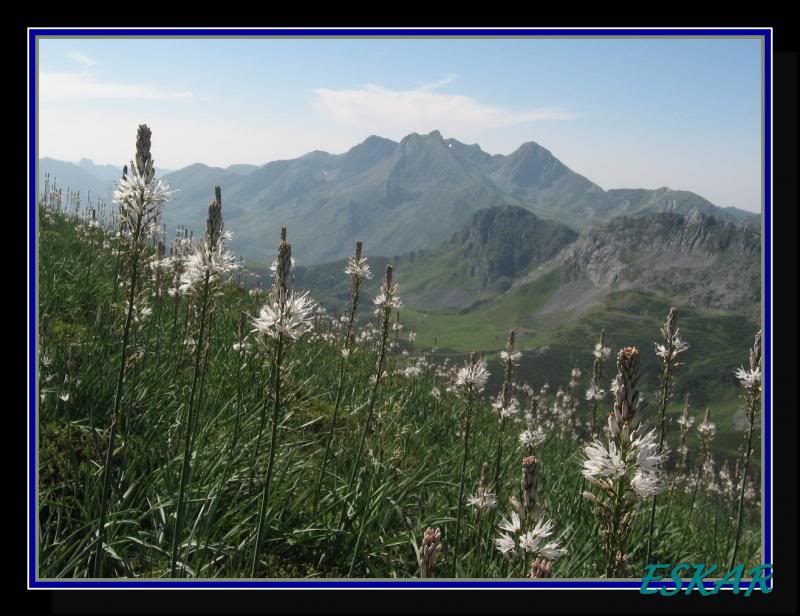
[397,274,757,463]
[38,211,761,579]
[291,248,758,464]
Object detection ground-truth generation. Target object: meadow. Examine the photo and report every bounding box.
[37,126,761,580]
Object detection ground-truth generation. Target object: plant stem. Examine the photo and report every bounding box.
[251,334,284,577]
[315,353,347,511]
[452,392,474,578]
[170,270,211,577]
[728,418,756,570]
[92,231,142,577]
[645,362,672,565]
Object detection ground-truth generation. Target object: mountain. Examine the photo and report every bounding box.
[39,131,759,264]
[396,205,578,309]
[293,205,578,312]
[38,158,115,206]
[296,208,760,324]
[38,158,172,206]
[557,211,761,320]
[225,164,260,176]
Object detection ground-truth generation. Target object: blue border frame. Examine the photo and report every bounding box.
[27,27,772,590]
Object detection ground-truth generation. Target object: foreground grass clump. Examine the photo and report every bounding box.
[37,132,761,579]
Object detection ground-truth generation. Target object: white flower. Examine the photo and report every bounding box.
[373,282,402,312]
[454,359,489,393]
[697,418,716,439]
[676,415,695,429]
[498,511,522,535]
[467,491,497,512]
[402,365,423,379]
[631,471,664,497]
[493,396,520,419]
[734,366,761,389]
[519,427,547,449]
[528,517,555,541]
[630,429,664,474]
[585,384,606,402]
[113,169,173,234]
[494,533,516,554]
[593,343,611,360]
[430,386,441,400]
[59,392,70,402]
[344,255,372,281]
[500,350,522,365]
[252,290,316,341]
[408,331,417,343]
[582,439,626,480]
[539,541,567,561]
[179,238,237,295]
[655,338,689,361]
[519,531,542,553]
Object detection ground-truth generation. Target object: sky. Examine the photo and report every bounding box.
[38,36,763,212]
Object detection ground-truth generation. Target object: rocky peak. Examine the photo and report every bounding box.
[560,211,761,316]
[450,205,578,288]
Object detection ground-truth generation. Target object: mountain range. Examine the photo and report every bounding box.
[38,130,758,265]
[295,205,760,322]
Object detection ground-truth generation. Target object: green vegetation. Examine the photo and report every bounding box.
[38,199,761,579]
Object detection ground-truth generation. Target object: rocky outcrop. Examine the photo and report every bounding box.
[560,212,761,316]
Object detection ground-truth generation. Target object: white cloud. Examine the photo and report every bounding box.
[311,76,579,137]
[66,51,96,67]
[40,71,192,101]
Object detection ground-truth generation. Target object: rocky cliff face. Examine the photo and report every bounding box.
[560,212,761,317]
[450,205,578,291]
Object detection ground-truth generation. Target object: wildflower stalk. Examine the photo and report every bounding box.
[171,189,224,578]
[451,351,488,577]
[170,267,211,577]
[645,307,687,565]
[588,329,609,437]
[315,241,369,510]
[83,208,97,289]
[92,225,143,577]
[417,527,444,578]
[250,230,291,577]
[727,331,761,570]
[336,265,396,563]
[482,331,518,572]
[250,331,284,577]
[581,347,664,578]
[662,393,692,528]
[452,359,477,578]
[250,228,315,576]
[92,125,169,577]
[685,407,716,534]
[492,331,517,496]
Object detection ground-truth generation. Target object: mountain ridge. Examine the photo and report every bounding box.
[38,131,760,264]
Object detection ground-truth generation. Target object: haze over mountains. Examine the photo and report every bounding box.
[39,130,758,265]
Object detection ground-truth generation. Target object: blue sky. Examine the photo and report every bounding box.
[38,36,763,211]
